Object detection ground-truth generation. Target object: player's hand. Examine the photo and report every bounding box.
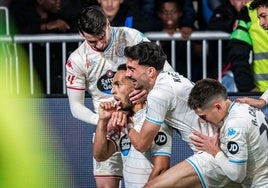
[108,111,128,127]
[106,111,127,138]
[235,97,266,108]
[98,101,117,121]
[190,129,221,157]
[129,89,147,104]
[107,118,121,140]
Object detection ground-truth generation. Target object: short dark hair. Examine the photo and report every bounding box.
[188,78,227,110]
[117,64,127,71]
[250,0,268,10]
[124,41,167,70]
[77,5,107,36]
[156,0,182,12]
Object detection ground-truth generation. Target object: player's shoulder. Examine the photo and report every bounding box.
[68,41,87,63]
[112,27,148,41]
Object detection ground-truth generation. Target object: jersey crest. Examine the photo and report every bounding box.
[97,70,115,94]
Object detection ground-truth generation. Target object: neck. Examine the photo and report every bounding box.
[132,102,146,113]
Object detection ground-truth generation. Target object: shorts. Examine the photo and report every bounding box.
[186,152,241,188]
[93,151,123,179]
[92,133,123,179]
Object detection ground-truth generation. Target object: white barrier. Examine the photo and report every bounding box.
[1,31,230,95]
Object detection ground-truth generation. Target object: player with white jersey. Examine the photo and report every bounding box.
[66,6,173,187]
[102,107,172,187]
[189,78,268,188]
[66,22,149,125]
[66,5,149,188]
[105,41,242,187]
[143,71,214,152]
[93,64,172,187]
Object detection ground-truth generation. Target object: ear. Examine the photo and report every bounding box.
[215,103,222,111]
[147,67,157,78]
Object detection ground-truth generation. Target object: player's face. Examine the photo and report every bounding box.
[98,0,123,21]
[125,58,151,91]
[81,23,111,52]
[195,105,223,126]
[257,6,268,30]
[111,70,133,110]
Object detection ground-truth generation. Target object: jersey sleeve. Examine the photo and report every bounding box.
[215,120,248,183]
[260,89,268,105]
[67,88,99,125]
[66,48,87,90]
[145,83,173,125]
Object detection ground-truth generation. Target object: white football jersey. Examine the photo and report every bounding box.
[218,102,268,187]
[66,27,149,112]
[116,108,173,187]
[145,71,216,152]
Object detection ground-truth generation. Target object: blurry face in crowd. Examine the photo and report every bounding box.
[81,22,112,52]
[38,0,62,13]
[111,70,134,110]
[158,2,182,30]
[257,6,268,30]
[98,0,124,21]
[229,0,250,12]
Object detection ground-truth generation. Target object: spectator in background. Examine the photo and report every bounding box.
[156,0,202,82]
[228,0,268,92]
[207,0,250,92]
[194,0,221,31]
[10,0,70,34]
[97,0,153,32]
[236,0,268,108]
[10,0,73,94]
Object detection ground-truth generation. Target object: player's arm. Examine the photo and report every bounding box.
[128,120,161,152]
[67,88,99,125]
[93,118,117,162]
[214,151,246,183]
[236,96,266,108]
[190,130,246,183]
[93,102,118,161]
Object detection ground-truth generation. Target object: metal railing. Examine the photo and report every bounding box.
[1,31,230,96]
